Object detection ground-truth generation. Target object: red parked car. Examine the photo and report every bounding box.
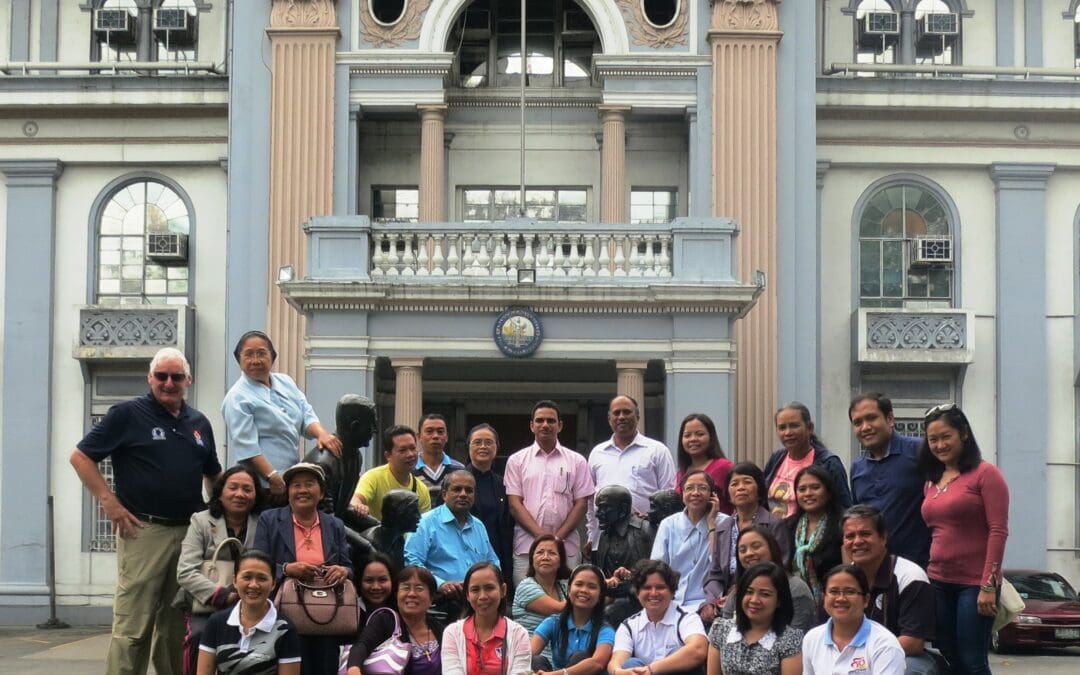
[993,569,1080,652]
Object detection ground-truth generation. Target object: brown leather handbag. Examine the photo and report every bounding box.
[275,575,359,636]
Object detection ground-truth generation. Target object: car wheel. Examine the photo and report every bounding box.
[991,629,1008,654]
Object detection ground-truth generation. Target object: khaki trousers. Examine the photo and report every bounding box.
[107,522,187,675]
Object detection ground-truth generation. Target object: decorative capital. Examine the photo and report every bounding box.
[710,0,781,33]
[270,0,337,29]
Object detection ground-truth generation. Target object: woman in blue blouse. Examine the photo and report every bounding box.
[530,564,615,675]
[222,331,341,502]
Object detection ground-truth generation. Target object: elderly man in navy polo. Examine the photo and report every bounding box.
[70,348,221,675]
[849,392,931,568]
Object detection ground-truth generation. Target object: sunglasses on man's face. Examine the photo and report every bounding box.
[152,371,187,383]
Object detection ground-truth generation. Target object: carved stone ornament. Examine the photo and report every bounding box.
[360,0,432,48]
[710,0,781,33]
[615,0,689,48]
[270,0,337,28]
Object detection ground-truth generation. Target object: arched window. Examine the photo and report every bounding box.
[853,0,962,66]
[858,180,955,308]
[95,178,192,306]
[914,0,960,65]
[855,0,899,65]
[447,0,600,88]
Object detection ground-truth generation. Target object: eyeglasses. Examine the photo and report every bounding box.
[152,372,187,383]
[924,402,957,419]
[469,439,496,448]
[240,349,272,360]
[825,588,865,598]
[683,484,712,494]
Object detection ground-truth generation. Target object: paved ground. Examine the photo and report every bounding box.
[0,625,1077,674]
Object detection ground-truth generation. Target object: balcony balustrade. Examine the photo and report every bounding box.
[856,307,974,365]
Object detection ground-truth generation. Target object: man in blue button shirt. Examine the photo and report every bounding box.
[404,469,500,601]
[848,392,931,568]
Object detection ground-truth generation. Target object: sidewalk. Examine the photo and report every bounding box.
[2,624,1078,674]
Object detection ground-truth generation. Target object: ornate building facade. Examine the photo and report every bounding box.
[0,0,1077,622]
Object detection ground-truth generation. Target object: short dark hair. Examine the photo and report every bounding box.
[824,563,870,596]
[735,562,794,634]
[630,559,680,597]
[531,400,560,419]
[734,525,786,579]
[462,562,508,618]
[841,504,887,538]
[383,424,417,453]
[397,565,438,599]
[235,548,274,577]
[774,401,824,448]
[848,392,893,421]
[609,395,639,413]
[678,468,715,493]
[676,413,726,472]
[440,469,475,497]
[232,330,277,363]
[208,465,267,519]
[525,534,571,580]
[466,423,500,448]
[728,461,769,510]
[917,405,983,481]
[417,413,447,430]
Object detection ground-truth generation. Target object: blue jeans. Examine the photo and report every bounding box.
[932,580,992,675]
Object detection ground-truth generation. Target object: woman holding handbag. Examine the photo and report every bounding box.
[255,463,354,675]
[177,466,266,675]
[346,566,444,675]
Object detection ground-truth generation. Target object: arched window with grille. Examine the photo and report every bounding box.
[93,176,193,305]
[852,0,963,66]
[857,178,956,308]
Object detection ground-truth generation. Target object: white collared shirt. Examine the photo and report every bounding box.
[587,432,676,545]
[614,603,706,664]
[802,617,905,675]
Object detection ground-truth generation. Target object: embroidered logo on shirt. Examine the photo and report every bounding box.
[152,427,166,441]
[193,430,205,447]
[850,656,867,670]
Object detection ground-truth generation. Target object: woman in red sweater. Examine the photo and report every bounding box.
[918,404,1009,675]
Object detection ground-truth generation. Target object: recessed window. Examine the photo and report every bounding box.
[96,179,191,306]
[448,0,599,89]
[914,0,959,65]
[854,0,961,67]
[630,189,677,224]
[855,0,899,65]
[372,187,419,222]
[370,0,408,26]
[90,0,198,64]
[462,188,588,222]
[642,0,679,29]
[858,182,954,308]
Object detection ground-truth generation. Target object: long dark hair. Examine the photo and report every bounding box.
[553,564,607,665]
[734,525,786,578]
[526,534,571,580]
[735,562,794,634]
[787,465,844,529]
[359,553,398,611]
[676,413,726,472]
[208,465,267,519]
[917,405,983,482]
[461,562,508,618]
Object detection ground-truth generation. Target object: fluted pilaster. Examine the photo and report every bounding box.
[267,0,339,384]
[419,104,448,222]
[616,359,649,434]
[392,358,425,427]
[709,0,781,465]
[599,105,630,224]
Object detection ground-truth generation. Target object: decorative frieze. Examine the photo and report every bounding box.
[359,0,432,47]
[270,0,337,28]
[710,0,781,33]
[857,308,974,365]
[74,305,195,362]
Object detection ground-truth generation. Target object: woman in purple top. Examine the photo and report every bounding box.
[346,566,443,675]
[918,403,1009,675]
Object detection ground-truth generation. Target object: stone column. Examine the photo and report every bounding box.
[990,162,1054,569]
[419,104,448,222]
[266,0,339,384]
[616,360,649,434]
[392,358,425,428]
[898,9,915,65]
[599,105,630,223]
[0,159,63,615]
[709,0,781,464]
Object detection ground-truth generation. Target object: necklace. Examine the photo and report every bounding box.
[933,474,960,499]
[293,514,319,550]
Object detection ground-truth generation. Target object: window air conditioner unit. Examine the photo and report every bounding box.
[911,236,953,265]
[93,9,137,44]
[154,9,197,43]
[145,233,189,264]
[863,12,900,35]
[920,13,959,36]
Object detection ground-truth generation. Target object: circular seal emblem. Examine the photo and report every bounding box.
[494,307,543,358]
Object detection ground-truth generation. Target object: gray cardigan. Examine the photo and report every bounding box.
[175,509,259,606]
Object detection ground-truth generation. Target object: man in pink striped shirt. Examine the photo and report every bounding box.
[503,400,595,584]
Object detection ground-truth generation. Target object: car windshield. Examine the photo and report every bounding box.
[1008,572,1078,601]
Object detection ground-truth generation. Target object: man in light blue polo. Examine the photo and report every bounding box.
[404,470,499,600]
[413,413,464,506]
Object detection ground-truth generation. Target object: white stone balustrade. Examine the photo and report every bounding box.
[369,225,674,279]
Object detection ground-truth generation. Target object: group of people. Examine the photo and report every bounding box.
[70,335,1010,675]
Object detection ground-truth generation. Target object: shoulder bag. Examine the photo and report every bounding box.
[276,574,360,637]
[994,578,1026,632]
[361,607,412,674]
[192,537,243,615]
